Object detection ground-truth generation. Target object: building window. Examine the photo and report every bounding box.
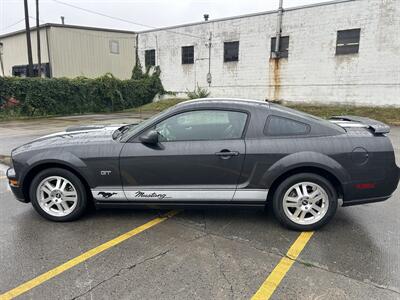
[271,36,289,58]
[145,49,156,67]
[224,41,239,62]
[182,46,194,64]
[110,40,119,54]
[336,28,361,55]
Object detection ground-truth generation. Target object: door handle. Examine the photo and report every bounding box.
[215,150,239,158]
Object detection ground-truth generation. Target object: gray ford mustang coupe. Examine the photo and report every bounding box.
[6,98,400,230]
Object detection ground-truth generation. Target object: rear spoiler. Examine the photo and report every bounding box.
[330,115,390,134]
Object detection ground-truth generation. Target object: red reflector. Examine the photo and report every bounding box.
[355,183,376,189]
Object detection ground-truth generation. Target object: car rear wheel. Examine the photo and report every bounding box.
[30,168,87,221]
[272,173,338,231]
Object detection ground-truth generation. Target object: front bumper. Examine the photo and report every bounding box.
[6,167,28,203]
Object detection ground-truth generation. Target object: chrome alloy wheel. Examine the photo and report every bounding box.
[36,176,78,217]
[282,182,329,225]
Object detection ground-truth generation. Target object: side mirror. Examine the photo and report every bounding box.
[139,130,159,145]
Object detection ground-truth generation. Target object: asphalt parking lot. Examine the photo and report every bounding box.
[0,112,151,156]
[0,122,399,299]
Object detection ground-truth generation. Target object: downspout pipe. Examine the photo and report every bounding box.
[135,34,139,66]
[207,32,212,86]
[274,0,283,56]
[45,27,52,77]
[0,42,4,77]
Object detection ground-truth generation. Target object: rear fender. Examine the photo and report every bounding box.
[262,151,350,188]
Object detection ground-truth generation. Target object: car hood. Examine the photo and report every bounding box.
[12,124,125,155]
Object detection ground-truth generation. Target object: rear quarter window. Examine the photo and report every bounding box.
[264,115,310,136]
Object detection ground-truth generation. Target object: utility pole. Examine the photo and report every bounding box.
[24,0,34,77]
[36,0,42,77]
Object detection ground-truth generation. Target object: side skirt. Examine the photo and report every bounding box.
[94,201,266,210]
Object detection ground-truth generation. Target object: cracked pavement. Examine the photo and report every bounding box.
[0,128,399,299]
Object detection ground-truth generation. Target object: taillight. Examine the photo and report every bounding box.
[355,183,376,189]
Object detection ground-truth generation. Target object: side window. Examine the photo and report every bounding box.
[264,116,310,136]
[155,110,247,141]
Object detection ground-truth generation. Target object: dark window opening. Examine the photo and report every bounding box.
[271,36,289,58]
[264,115,310,136]
[224,41,239,62]
[145,49,156,67]
[182,46,194,64]
[12,63,50,77]
[336,28,360,55]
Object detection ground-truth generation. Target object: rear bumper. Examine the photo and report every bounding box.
[342,195,391,207]
[342,165,399,205]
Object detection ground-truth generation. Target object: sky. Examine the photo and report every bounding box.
[1,0,327,35]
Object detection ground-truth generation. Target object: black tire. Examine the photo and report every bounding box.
[272,173,338,231]
[29,168,88,221]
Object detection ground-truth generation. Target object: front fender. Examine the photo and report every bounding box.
[19,150,88,187]
[262,151,350,188]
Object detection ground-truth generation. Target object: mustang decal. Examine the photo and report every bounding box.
[134,191,170,200]
[97,192,117,198]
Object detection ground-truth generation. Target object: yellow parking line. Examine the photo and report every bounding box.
[0,176,7,180]
[0,210,179,300]
[251,231,314,300]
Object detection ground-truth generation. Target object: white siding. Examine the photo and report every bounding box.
[0,28,49,76]
[49,27,135,79]
[138,0,400,106]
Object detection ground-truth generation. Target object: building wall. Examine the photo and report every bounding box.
[48,27,136,79]
[138,0,400,106]
[0,28,49,76]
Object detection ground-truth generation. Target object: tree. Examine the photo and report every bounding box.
[131,59,144,80]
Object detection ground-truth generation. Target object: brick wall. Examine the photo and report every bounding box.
[138,0,400,106]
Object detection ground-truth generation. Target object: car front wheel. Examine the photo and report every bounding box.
[272,173,338,231]
[30,168,87,221]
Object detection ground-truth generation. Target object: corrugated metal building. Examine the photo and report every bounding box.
[0,24,136,79]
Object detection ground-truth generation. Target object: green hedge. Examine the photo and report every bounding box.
[0,73,164,117]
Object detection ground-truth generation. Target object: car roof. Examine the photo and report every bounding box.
[177,98,270,109]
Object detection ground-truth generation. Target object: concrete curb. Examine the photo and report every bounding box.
[0,155,11,166]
